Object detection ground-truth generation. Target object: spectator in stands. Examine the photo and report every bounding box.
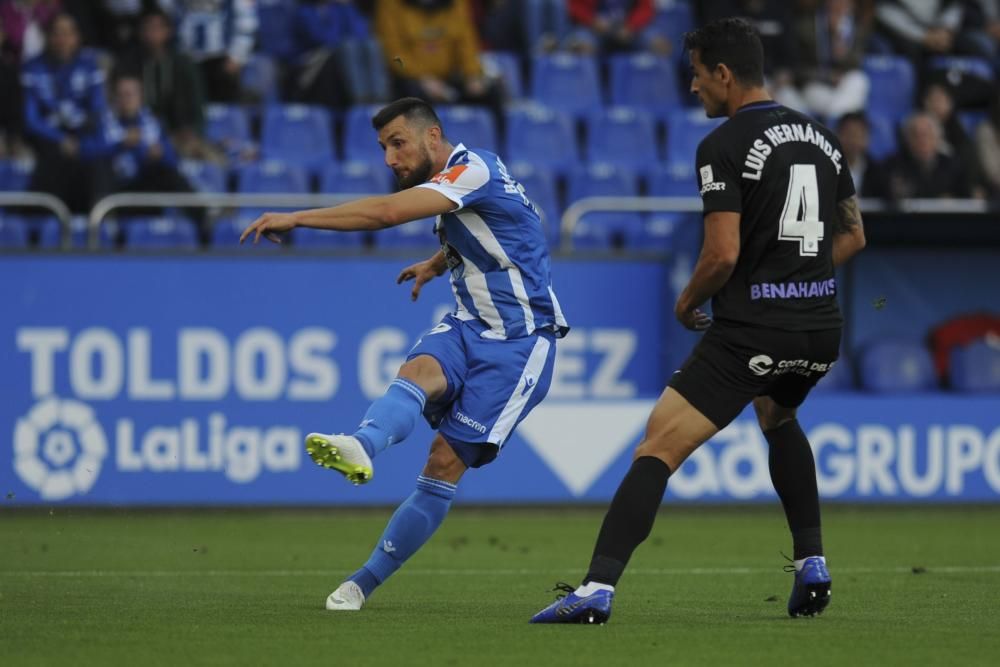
[162,0,258,103]
[777,0,871,119]
[920,82,977,169]
[0,0,60,63]
[875,0,994,61]
[974,88,1000,198]
[0,14,27,157]
[292,0,388,109]
[520,0,569,53]
[131,7,217,161]
[22,13,112,212]
[836,111,883,197]
[564,0,669,56]
[88,73,203,236]
[882,111,979,200]
[964,1,1000,69]
[374,0,502,113]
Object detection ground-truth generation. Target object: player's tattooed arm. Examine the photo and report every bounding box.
[832,196,866,266]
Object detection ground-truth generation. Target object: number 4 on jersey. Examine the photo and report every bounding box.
[779,164,824,256]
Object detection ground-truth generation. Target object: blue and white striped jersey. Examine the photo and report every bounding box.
[162,0,258,64]
[418,144,569,341]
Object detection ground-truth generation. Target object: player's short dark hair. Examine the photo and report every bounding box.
[372,97,443,134]
[684,18,765,87]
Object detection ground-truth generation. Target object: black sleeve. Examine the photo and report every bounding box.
[837,151,857,202]
[695,133,743,214]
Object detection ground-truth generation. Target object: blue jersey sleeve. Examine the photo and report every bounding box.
[417,149,492,210]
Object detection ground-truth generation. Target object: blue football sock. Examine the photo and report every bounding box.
[353,378,427,459]
[348,475,457,598]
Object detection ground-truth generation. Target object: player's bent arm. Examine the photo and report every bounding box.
[831,195,866,267]
[676,210,741,314]
[293,187,456,231]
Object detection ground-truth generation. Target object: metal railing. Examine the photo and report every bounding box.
[0,192,74,248]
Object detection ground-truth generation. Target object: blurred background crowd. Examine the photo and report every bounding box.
[1,0,999,249]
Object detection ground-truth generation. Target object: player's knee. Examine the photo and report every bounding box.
[753,396,797,432]
[422,437,466,483]
[398,355,448,400]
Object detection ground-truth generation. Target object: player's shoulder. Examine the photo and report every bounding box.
[428,145,493,189]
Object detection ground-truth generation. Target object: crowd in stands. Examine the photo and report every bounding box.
[0,0,999,251]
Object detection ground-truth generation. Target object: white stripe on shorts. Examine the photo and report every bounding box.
[487,335,551,445]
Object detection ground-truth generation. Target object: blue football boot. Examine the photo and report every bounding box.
[787,556,831,617]
[529,583,614,625]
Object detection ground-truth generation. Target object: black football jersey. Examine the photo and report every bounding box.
[695,101,855,331]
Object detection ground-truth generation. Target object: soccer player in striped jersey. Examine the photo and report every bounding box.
[241,97,569,611]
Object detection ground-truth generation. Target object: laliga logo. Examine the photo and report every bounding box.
[14,397,108,500]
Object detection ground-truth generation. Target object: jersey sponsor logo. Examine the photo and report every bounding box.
[699,164,714,184]
[750,279,836,300]
[700,181,726,195]
[454,409,488,434]
[430,164,469,184]
[748,354,774,376]
[772,359,835,378]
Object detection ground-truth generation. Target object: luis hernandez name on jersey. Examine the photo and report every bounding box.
[739,122,844,181]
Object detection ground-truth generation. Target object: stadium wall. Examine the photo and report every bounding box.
[2,253,998,505]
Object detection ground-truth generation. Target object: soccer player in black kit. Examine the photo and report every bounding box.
[531,18,867,624]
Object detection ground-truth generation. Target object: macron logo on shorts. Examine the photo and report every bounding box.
[454,409,487,434]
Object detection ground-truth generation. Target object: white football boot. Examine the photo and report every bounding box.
[326,581,366,611]
[304,433,373,485]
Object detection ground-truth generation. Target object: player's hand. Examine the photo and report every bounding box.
[396,259,439,302]
[239,211,298,245]
[676,306,713,331]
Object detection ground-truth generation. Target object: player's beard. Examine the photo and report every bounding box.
[395,147,435,189]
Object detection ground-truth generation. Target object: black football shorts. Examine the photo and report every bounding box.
[668,323,842,429]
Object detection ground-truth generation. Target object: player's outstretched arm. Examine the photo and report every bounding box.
[675,211,741,331]
[397,250,447,302]
[831,195,866,267]
[239,188,455,244]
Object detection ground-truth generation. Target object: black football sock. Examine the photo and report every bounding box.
[584,456,671,587]
[765,419,823,559]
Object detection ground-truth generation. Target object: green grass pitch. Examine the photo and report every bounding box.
[2,506,999,666]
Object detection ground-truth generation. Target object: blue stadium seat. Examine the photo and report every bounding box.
[859,340,937,393]
[504,104,578,174]
[650,0,694,62]
[521,0,569,51]
[319,161,393,196]
[586,106,658,170]
[123,216,199,249]
[204,104,252,159]
[261,104,334,167]
[0,215,29,247]
[530,54,602,119]
[211,217,284,249]
[237,160,310,194]
[36,215,114,248]
[179,160,228,192]
[863,55,916,121]
[950,340,1000,392]
[929,55,995,84]
[438,105,498,152]
[646,162,699,197]
[0,158,35,191]
[508,161,560,245]
[241,53,280,103]
[482,51,524,99]
[256,0,297,62]
[374,217,438,248]
[866,112,898,161]
[635,212,701,253]
[664,109,725,179]
[609,53,680,113]
[342,104,386,166]
[566,163,641,249]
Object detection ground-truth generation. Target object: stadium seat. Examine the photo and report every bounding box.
[438,105,498,152]
[179,160,228,193]
[646,162,699,197]
[204,104,252,159]
[508,161,561,245]
[866,112,898,162]
[504,104,578,174]
[237,160,310,194]
[319,161,393,196]
[566,163,641,249]
[0,216,29,247]
[650,0,694,62]
[664,109,725,179]
[261,104,334,167]
[586,106,658,170]
[635,212,701,253]
[36,215,114,249]
[859,340,937,393]
[521,0,569,52]
[530,53,602,119]
[609,53,681,113]
[211,217,284,249]
[342,104,386,166]
[950,339,1000,392]
[482,51,524,99]
[374,217,438,248]
[256,0,297,62]
[0,157,34,191]
[929,55,995,83]
[863,55,916,121]
[123,216,199,249]
[241,53,281,103]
